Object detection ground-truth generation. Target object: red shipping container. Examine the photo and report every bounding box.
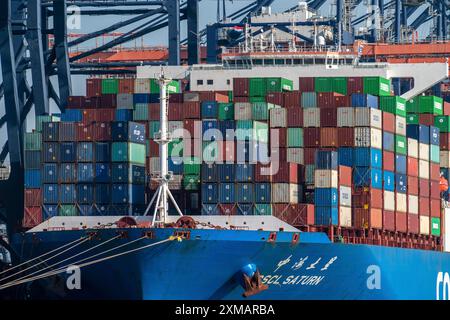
[383,151,395,171]
[96,108,115,122]
[99,94,117,108]
[408,176,419,195]
[184,139,203,158]
[303,128,320,147]
[93,122,112,141]
[347,77,363,94]
[396,212,407,232]
[430,199,441,218]
[337,127,354,147]
[440,133,450,150]
[266,92,283,105]
[407,214,419,233]
[149,103,160,120]
[407,157,418,177]
[419,179,429,197]
[182,102,201,119]
[24,189,42,207]
[183,120,202,139]
[86,78,102,97]
[353,208,369,229]
[198,91,228,103]
[383,112,395,133]
[82,109,97,124]
[217,140,235,162]
[303,147,316,165]
[320,127,338,147]
[444,101,450,116]
[23,207,43,228]
[270,146,288,164]
[419,196,430,216]
[283,91,301,108]
[429,181,441,199]
[298,77,315,92]
[317,92,342,108]
[233,96,249,103]
[118,79,135,94]
[338,165,352,186]
[273,203,315,226]
[271,128,287,147]
[255,163,273,182]
[287,108,303,127]
[418,114,435,126]
[298,164,306,183]
[169,93,184,103]
[352,188,383,209]
[168,103,183,120]
[273,162,298,183]
[334,95,350,108]
[233,78,249,97]
[76,123,94,141]
[218,204,237,215]
[67,96,84,109]
[320,108,338,127]
[149,139,159,157]
[84,97,99,109]
[383,210,395,231]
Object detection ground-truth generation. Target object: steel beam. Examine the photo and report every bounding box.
[395,0,401,42]
[167,0,181,65]
[187,0,200,65]
[206,24,218,64]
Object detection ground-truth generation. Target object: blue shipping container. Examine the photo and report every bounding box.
[218,120,236,141]
[42,142,60,162]
[338,147,353,167]
[42,122,59,141]
[201,183,218,203]
[430,126,440,146]
[112,184,128,204]
[133,93,151,104]
[316,150,338,169]
[43,184,59,204]
[236,183,254,203]
[59,184,76,204]
[59,163,76,183]
[315,207,338,225]
[201,203,219,215]
[236,141,253,163]
[60,142,77,162]
[111,121,146,143]
[314,188,338,206]
[237,204,253,215]
[115,109,133,121]
[351,93,378,108]
[406,124,430,144]
[353,147,382,169]
[42,204,58,219]
[168,157,183,174]
[77,142,94,162]
[95,142,110,162]
[95,184,110,204]
[202,120,219,141]
[395,154,407,174]
[77,163,94,183]
[383,171,395,191]
[396,173,407,193]
[24,150,41,169]
[42,163,58,183]
[219,183,235,203]
[77,184,94,204]
[201,164,218,182]
[24,169,41,188]
[353,167,383,189]
[254,183,271,203]
[235,164,254,182]
[218,164,235,182]
[383,132,395,152]
[96,163,111,183]
[254,142,270,163]
[61,109,82,122]
[201,101,218,118]
[78,205,97,216]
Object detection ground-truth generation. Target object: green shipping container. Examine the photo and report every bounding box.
[363,77,391,96]
[36,115,60,132]
[236,120,253,141]
[166,80,181,94]
[133,103,149,120]
[169,139,183,157]
[431,217,441,236]
[251,102,275,120]
[305,165,315,185]
[406,98,419,114]
[331,77,348,95]
[253,203,272,215]
[254,121,269,143]
[25,132,42,151]
[184,157,201,174]
[395,135,407,155]
[406,114,419,124]
[266,77,293,92]
[149,79,160,93]
[228,91,233,102]
[112,142,146,164]
[202,141,219,163]
[149,121,160,138]
[218,103,234,120]
[183,175,200,190]
[59,205,78,216]
[419,96,443,115]
[287,128,304,147]
[434,116,450,132]
[101,79,119,94]
[249,78,267,97]
[380,96,406,117]
[249,96,266,103]
[430,144,440,163]
[314,77,332,92]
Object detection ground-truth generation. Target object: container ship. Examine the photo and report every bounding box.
[2,48,450,300]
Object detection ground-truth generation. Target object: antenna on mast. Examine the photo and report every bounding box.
[143,68,184,226]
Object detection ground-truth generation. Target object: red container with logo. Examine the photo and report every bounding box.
[383,151,395,171]
[23,207,43,229]
[86,78,102,97]
[430,199,441,218]
[407,157,418,177]
[419,179,429,196]
[303,147,316,165]
[233,78,249,97]
[149,103,160,120]
[272,162,298,183]
[266,92,283,106]
[419,196,430,216]
[338,165,352,186]
[429,181,441,199]
[407,214,419,233]
[299,77,315,92]
[408,176,419,195]
[383,210,395,231]
[287,108,303,127]
[93,122,112,141]
[320,127,338,147]
[168,103,183,120]
[396,212,407,232]
[76,123,94,141]
[24,189,42,207]
[304,128,320,147]
[419,114,435,126]
[273,203,315,226]
[347,77,363,94]
[337,128,354,147]
[383,112,395,133]
[283,91,301,108]
[320,108,338,127]
[96,108,115,122]
[118,79,135,94]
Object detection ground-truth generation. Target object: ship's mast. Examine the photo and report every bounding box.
[144,70,183,226]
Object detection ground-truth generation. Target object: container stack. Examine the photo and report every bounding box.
[314,151,338,225]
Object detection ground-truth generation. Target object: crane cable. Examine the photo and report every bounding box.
[1,235,122,287]
[0,236,181,291]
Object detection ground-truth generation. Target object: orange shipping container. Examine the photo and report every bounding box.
[320,127,338,147]
[338,165,352,186]
[23,207,43,229]
[118,79,135,94]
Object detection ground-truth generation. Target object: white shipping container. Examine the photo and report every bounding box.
[315,170,338,188]
[418,143,430,161]
[169,121,184,138]
[418,159,430,179]
[419,216,430,235]
[303,108,320,127]
[395,115,406,136]
[408,195,419,214]
[272,183,299,203]
[337,107,354,127]
[183,92,200,102]
[168,175,183,190]
[354,108,382,129]
[384,191,395,211]
[269,108,287,128]
[396,193,407,213]
[339,206,352,227]
[440,151,450,168]
[149,157,160,173]
[287,148,304,164]
[134,79,150,93]
[117,93,134,109]
[235,103,252,120]
[354,127,382,149]
[407,138,418,158]
[339,186,352,207]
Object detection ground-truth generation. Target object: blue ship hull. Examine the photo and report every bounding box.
[8,228,450,300]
